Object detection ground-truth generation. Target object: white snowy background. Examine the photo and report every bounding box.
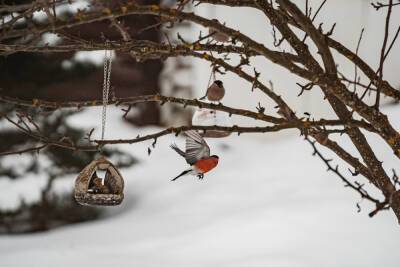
[1,105,399,267]
[1,0,400,266]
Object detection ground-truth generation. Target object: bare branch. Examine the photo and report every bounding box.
[306,138,389,217]
[375,0,393,109]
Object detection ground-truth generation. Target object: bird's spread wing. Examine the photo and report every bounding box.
[170,143,186,158]
[184,130,210,165]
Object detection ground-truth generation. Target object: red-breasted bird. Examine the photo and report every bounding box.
[170,130,219,181]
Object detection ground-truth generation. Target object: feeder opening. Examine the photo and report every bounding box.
[74,157,125,206]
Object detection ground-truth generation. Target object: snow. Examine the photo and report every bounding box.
[1,106,399,267]
[0,155,51,210]
[0,174,47,210]
[2,1,400,265]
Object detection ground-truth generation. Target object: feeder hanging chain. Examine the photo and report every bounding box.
[101,50,112,141]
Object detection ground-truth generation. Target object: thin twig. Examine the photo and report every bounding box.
[375,0,393,110]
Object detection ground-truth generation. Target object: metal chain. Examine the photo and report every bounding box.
[101,50,112,141]
[212,67,216,81]
[206,68,214,91]
[205,67,216,91]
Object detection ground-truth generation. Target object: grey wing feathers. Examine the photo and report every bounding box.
[170,143,186,158]
[184,130,210,165]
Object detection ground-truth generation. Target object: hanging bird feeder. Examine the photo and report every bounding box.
[74,157,124,206]
[192,100,232,138]
[74,49,125,206]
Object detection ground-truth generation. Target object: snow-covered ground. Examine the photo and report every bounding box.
[1,106,399,267]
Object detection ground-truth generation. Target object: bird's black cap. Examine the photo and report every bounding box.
[214,80,223,88]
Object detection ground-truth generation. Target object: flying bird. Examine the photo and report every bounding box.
[170,130,219,181]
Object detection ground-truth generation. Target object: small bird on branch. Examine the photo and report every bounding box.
[170,130,219,181]
[199,80,225,101]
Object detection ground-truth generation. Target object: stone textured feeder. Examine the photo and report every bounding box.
[74,157,124,206]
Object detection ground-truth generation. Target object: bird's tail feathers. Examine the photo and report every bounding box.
[170,143,186,158]
[171,169,192,181]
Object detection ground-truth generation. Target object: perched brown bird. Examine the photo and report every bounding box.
[88,174,110,194]
[200,80,225,102]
